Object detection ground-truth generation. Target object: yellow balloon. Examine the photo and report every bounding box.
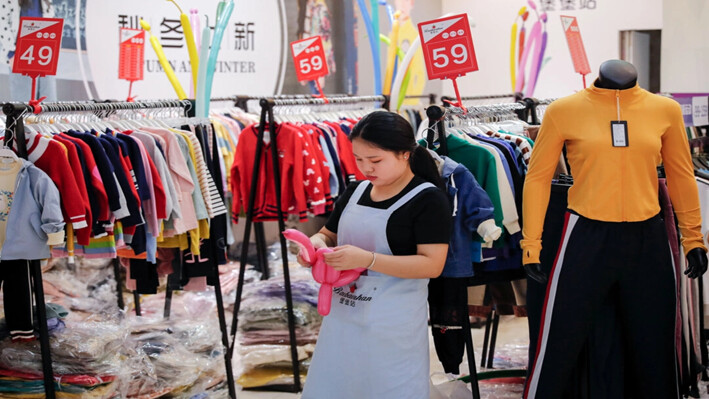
[383,11,402,96]
[181,13,200,91]
[141,19,187,99]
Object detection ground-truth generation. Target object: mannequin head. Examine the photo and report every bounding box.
[349,111,443,189]
[595,60,638,90]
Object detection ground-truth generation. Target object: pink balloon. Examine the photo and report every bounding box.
[282,229,366,316]
[282,229,316,264]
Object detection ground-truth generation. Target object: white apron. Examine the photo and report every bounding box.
[302,181,433,399]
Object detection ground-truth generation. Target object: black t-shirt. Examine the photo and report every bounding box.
[325,176,452,256]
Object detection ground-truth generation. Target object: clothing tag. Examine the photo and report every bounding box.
[611,121,628,147]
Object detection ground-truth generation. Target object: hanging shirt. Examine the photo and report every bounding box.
[57,134,111,236]
[132,131,181,223]
[143,127,198,234]
[65,130,130,221]
[458,131,520,234]
[51,137,92,245]
[421,134,506,235]
[0,160,21,253]
[522,83,708,264]
[22,132,89,229]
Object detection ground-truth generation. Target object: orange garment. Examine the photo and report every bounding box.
[521,84,707,264]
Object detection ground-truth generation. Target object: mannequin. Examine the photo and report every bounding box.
[521,59,709,399]
[524,60,708,282]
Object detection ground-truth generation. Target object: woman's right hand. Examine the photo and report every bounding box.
[296,234,329,268]
[296,253,311,268]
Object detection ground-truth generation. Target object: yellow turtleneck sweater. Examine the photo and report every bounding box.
[521,83,707,264]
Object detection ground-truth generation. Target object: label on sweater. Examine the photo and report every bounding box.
[611,121,628,147]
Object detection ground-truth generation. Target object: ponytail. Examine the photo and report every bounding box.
[350,111,445,190]
[410,145,445,190]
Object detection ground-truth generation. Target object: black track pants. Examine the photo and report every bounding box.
[524,212,678,399]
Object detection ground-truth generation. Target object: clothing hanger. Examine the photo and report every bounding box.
[0,143,19,165]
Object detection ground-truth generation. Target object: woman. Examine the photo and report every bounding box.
[300,111,452,398]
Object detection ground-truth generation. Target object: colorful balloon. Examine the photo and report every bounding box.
[283,229,365,316]
[140,19,187,99]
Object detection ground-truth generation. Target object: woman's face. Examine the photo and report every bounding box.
[352,138,410,187]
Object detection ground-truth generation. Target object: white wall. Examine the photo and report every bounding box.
[661,0,709,93]
[441,0,662,99]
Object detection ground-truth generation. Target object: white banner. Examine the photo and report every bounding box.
[85,0,287,100]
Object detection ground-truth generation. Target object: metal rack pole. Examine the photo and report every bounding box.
[2,103,55,399]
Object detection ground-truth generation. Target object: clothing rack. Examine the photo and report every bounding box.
[389,93,438,105]
[515,97,556,125]
[441,93,518,104]
[210,94,355,115]
[228,94,386,393]
[2,99,237,399]
[426,99,536,399]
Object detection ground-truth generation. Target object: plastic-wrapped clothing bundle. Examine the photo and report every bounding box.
[0,321,124,376]
[235,268,322,388]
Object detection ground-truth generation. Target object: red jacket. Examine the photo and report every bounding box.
[231,123,326,223]
[59,133,110,222]
[52,136,92,245]
[25,133,89,230]
[326,121,365,182]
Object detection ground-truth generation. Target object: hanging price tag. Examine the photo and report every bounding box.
[290,36,329,82]
[560,15,591,75]
[119,28,145,82]
[692,96,709,127]
[418,14,478,80]
[12,17,64,77]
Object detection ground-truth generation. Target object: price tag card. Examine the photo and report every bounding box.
[119,28,145,81]
[12,17,64,77]
[290,36,329,82]
[418,14,478,80]
[692,96,709,127]
[560,15,591,75]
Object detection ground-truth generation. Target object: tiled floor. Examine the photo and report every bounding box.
[234,315,709,398]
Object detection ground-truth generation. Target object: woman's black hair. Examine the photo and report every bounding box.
[349,111,445,190]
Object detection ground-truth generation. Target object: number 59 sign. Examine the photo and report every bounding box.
[12,17,64,77]
[290,36,329,82]
[418,14,478,80]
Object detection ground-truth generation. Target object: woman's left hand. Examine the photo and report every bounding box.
[322,245,373,271]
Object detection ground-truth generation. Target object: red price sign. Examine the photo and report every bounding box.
[119,28,145,82]
[290,36,329,82]
[561,15,591,75]
[418,14,478,80]
[12,17,64,77]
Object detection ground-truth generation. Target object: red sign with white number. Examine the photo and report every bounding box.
[418,14,478,80]
[12,17,64,77]
[560,15,591,75]
[290,36,329,82]
[119,28,145,81]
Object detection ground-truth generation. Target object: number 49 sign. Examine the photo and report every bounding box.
[12,17,64,78]
[418,14,478,80]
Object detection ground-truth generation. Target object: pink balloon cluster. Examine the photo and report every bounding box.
[282,229,365,316]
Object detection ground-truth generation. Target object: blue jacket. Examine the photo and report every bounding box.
[440,157,499,277]
[2,160,64,260]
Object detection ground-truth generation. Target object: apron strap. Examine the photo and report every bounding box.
[342,181,372,215]
[344,180,435,218]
